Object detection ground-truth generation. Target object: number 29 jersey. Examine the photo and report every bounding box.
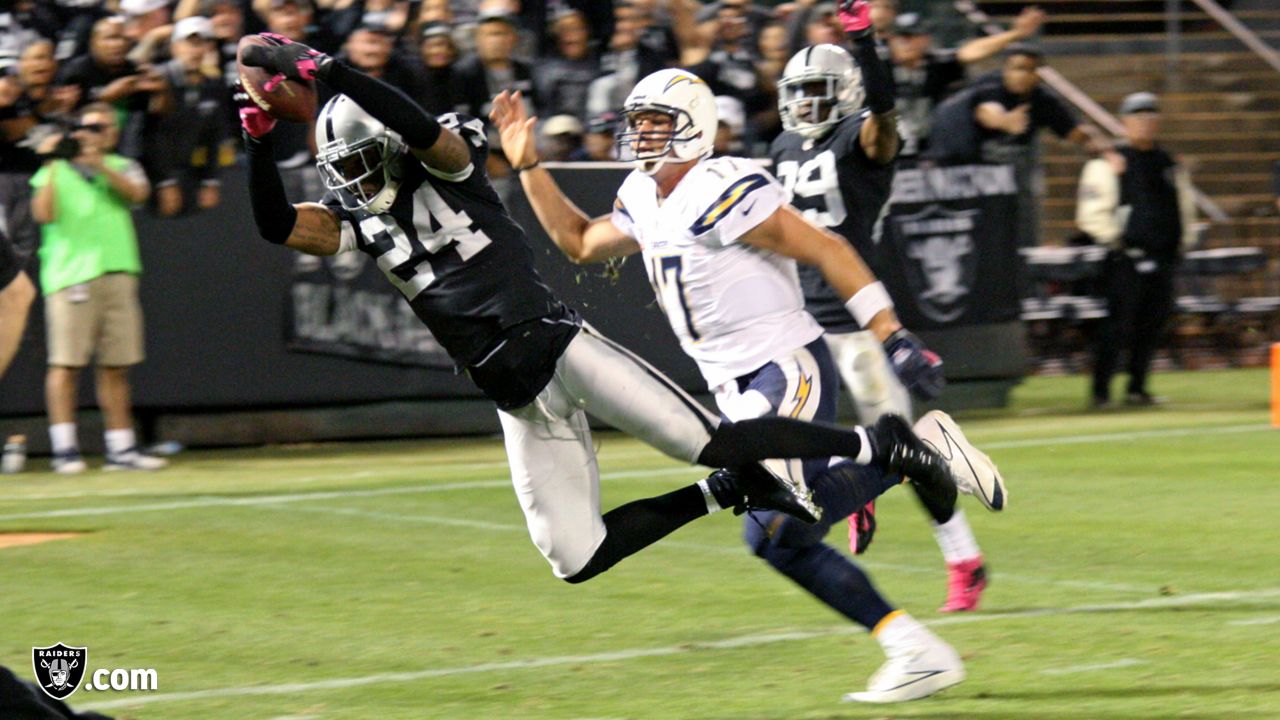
[770,110,895,332]
[611,156,823,389]
[322,111,566,369]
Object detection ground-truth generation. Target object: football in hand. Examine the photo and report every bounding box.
[236,34,317,123]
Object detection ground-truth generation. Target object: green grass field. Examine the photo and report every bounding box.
[3,369,1279,719]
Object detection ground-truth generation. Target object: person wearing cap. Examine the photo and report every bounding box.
[887,6,1045,157]
[144,14,226,216]
[538,114,584,162]
[414,21,463,115]
[581,111,617,161]
[453,8,537,120]
[1078,92,1197,408]
[712,94,745,157]
[122,0,176,66]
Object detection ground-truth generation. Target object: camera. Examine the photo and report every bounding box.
[48,134,82,160]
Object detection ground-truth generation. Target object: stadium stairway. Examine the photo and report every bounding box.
[970,0,1280,366]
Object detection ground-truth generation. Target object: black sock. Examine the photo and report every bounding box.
[565,484,709,584]
[697,416,870,468]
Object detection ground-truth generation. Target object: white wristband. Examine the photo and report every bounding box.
[845,281,894,327]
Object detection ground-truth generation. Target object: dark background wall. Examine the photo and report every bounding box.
[0,163,1024,451]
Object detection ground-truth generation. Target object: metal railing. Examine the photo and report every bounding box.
[951,0,1229,223]
[1187,0,1280,75]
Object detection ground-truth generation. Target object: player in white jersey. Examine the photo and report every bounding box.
[491,61,997,702]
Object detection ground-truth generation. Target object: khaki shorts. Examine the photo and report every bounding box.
[45,272,145,368]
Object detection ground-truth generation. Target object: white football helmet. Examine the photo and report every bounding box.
[779,44,866,139]
[617,68,717,175]
[315,94,407,214]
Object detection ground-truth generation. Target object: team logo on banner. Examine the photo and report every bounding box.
[895,205,980,323]
[33,643,87,700]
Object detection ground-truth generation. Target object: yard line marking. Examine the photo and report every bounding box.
[81,587,1280,711]
[1040,659,1147,675]
[277,505,525,532]
[980,423,1270,450]
[0,467,701,521]
[3,422,1270,506]
[1227,615,1280,626]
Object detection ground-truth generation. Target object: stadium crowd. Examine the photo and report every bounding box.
[1,0,1058,212]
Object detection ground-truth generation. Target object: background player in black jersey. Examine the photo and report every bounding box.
[236,33,958,586]
[771,0,1004,613]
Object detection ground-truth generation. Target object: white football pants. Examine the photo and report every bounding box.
[498,325,719,578]
[823,330,913,424]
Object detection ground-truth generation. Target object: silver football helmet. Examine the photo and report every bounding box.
[315,94,406,214]
[778,44,865,139]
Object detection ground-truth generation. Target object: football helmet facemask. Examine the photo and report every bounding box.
[779,44,866,140]
[617,69,717,175]
[315,94,406,214]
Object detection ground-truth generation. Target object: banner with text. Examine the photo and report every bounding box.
[285,251,454,369]
[873,162,1022,330]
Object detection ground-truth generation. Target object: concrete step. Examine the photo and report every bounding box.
[1084,91,1280,113]
[1045,172,1272,195]
[1042,152,1280,177]
[1041,216,1280,245]
[1052,52,1275,76]
[1063,70,1280,96]
[1039,194,1278,223]
[1039,32,1280,55]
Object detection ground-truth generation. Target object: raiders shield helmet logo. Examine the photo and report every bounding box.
[32,643,87,700]
[894,205,980,323]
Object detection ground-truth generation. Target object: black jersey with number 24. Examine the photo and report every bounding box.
[770,111,895,332]
[321,113,570,370]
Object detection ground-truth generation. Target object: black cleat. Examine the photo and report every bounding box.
[870,414,957,524]
[710,464,821,524]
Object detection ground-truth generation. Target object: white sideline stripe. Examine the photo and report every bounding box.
[980,423,1270,450]
[1040,658,1147,675]
[1227,615,1280,626]
[82,587,1280,711]
[2,421,1269,508]
[0,467,701,521]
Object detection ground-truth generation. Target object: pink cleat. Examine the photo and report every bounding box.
[939,558,987,613]
[847,501,877,555]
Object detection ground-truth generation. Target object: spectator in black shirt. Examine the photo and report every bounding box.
[122,0,176,66]
[414,21,463,115]
[969,45,1098,247]
[1077,92,1197,407]
[687,2,767,117]
[453,9,536,120]
[587,1,669,118]
[887,8,1045,157]
[534,9,599,120]
[146,15,226,216]
[57,16,167,123]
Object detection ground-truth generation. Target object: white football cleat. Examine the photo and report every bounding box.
[52,455,87,475]
[843,630,966,704]
[913,410,1006,511]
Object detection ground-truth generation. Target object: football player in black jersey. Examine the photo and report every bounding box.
[771,1,1004,612]
[237,32,958,586]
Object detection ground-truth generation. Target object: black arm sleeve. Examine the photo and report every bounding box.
[244,132,296,244]
[318,60,442,151]
[849,35,895,115]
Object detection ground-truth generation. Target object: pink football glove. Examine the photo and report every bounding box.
[243,32,327,91]
[838,0,873,38]
[233,82,276,139]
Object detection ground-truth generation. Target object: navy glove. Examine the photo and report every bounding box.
[884,328,945,400]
